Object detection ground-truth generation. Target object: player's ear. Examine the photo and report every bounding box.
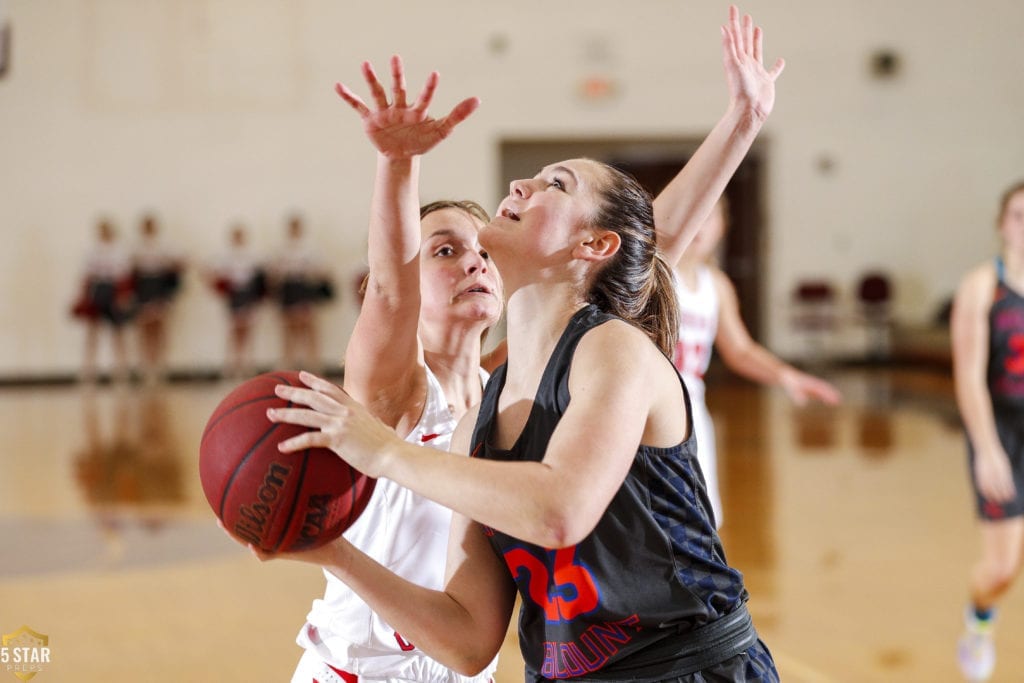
[573,229,620,263]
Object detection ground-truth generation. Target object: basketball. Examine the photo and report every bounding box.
[199,371,375,553]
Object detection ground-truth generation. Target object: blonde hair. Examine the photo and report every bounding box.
[420,199,490,223]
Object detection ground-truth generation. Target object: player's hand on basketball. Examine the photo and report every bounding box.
[335,54,479,160]
[268,370,396,478]
[720,5,785,122]
[974,448,1017,504]
[215,518,345,566]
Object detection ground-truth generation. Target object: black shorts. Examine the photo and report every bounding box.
[88,281,134,326]
[663,641,778,683]
[967,409,1024,520]
[529,641,778,683]
[278,279,311,309]
[135,270,180,304]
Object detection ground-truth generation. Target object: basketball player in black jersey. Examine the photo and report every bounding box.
[271,155,778,681]
[263,7,783,681]
[953,181,1024,682]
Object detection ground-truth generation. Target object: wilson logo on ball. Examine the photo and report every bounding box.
[199,371,375,553]
[234,462,292,546]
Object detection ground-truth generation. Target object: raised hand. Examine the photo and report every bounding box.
[267,370,398,479]
[721,5,785,122]
[335,54,479,159]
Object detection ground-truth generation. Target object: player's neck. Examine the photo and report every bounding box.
[422,342,484,421]
[421,325,482,375]
[1001,249,1024,289]
[504,286,584,380]
[674,259,708,289]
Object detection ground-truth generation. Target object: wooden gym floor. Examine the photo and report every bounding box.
[0,365,1021,682]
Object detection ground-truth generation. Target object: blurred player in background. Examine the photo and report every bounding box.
[672,196,841,526]
[72,218,135,383]
[953,180,1024,682]
[132,213,184,383]
[269,213,333,372]
[205,224,266,379]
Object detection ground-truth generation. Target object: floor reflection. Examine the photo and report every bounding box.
[0,367,1021,682]
[74,386,185,525]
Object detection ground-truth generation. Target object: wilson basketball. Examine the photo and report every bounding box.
[199,371,375,553]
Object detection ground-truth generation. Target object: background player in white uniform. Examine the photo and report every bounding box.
[204,224,266,379]
[673,197,841,526]
[73,218,134,382]
[132,213,184,382]
[270,214,333,372]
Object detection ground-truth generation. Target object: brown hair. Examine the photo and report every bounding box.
[420,199,491,223]
[586,162,679,356]
[998,181,1024,226]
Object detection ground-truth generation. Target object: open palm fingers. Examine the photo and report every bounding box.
[434,97,481,139]
[390,54,408,108]
[362,60,390,109]
[335,82,371,118]
[725,7,785,81]
[411,70,440,114]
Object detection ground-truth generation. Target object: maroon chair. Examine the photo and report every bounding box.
[856,271,893,360]
[791,279,838,363]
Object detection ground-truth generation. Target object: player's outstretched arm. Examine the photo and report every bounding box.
[337,55,480,417]
[653,5,784,265]
[711,268,841,405]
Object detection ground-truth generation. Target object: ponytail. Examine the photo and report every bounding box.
[587,163,679,356]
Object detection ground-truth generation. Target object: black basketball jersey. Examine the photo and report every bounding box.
[988,258,1024,412]
[470,305,755,681]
